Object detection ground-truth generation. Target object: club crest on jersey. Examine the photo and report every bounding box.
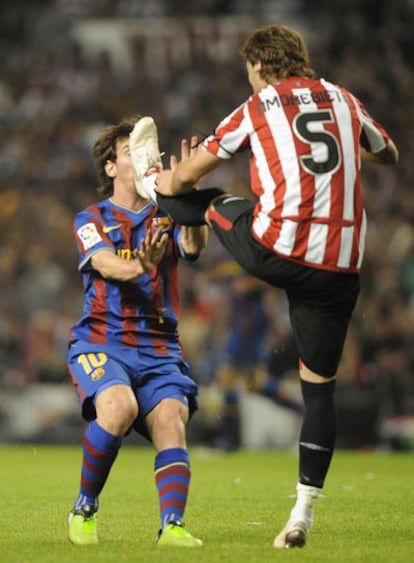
[90,367,105,382]
[151,216,172,233]
[77,222,102,250]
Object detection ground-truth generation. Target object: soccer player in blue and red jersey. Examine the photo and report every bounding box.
[67,115,207,547]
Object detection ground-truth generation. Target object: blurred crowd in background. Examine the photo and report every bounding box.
[1,0,414,449]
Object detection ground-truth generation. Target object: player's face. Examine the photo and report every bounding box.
[113,137,135,188]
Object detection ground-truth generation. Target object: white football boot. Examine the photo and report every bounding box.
[130,116,163,201]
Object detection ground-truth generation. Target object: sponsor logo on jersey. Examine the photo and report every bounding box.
[102,224,122,233]
[116,248,140,260]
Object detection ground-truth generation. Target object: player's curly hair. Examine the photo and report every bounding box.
[93,114,141,197]
[240,24,316,82]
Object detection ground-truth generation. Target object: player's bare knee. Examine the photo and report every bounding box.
[150,398,189,433]
[299,361,336,384]
[96,385,138,434]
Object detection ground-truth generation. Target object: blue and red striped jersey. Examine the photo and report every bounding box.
[69,198,192,352]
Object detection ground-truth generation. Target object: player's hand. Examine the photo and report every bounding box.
[136,226,168,272]
[156,136,199,196]
[169,136,199,169]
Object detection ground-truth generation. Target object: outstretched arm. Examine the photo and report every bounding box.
[158,137,210,248]
[157,143,223,196]
[91,226,168,281]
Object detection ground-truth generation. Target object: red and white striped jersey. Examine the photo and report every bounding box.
[203,76,391,272]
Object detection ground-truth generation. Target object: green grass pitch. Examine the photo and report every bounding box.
[0,445,413,562]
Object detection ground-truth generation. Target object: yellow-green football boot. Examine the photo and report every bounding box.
[157,521,202,547]
[68,504,98,545]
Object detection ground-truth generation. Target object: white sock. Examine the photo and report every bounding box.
[289,482,321,529]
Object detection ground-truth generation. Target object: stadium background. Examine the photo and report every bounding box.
[0,0,413,450]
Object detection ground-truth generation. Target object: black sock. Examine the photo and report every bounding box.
[298,379,336,488]
[217,389,240,452]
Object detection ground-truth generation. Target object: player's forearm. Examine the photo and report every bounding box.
[91,250,145,281]
[170,151,222,194]
[180,225,209,254]
[170,162,199,194]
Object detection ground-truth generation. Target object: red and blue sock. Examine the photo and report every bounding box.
[154,448,191,529]
[74,420,122,511]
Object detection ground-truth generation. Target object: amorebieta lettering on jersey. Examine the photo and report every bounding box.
[70,198,193,351]
[203,76,391,272]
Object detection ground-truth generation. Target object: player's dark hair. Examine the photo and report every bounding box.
[240,24,316,82]
[93,114,141,197]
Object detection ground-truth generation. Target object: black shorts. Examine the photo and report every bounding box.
[207,197,360,378]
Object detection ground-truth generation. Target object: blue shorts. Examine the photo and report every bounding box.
[68,340,198,440]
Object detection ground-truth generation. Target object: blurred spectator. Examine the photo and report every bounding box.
[1,0,414,446]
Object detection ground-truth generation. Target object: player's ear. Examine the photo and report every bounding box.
[105,159,116,178]
[253,60,262,72]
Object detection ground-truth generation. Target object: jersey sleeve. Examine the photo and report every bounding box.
[351,93,390,154]
[73,209,115,272]
[203,102,251,159]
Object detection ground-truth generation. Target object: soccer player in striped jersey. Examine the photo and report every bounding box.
[67,115,207,547]
[154,24,398,548]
